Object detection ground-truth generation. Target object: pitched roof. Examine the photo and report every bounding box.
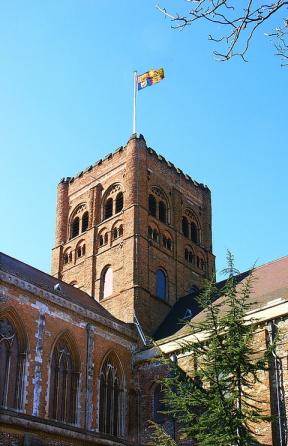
[154,256,288,341]
[0,252,124,326]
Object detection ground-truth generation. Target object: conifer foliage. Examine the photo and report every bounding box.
[150,253,274,446]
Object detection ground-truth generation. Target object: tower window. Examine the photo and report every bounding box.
[158,201,167,223]
[100,266,113,300]
[191,222,198,243]
[105,198,113,220]
[149,195,157,217]
[102,184,124,221]
[185,247,194,264]
[71,217,80,239]
[156,269,167,300]
[76,243,86,259]
[182,216,189,238]
[69,204,89,240]
[115,192,124,214]
[163,234,172,251]
[82,212,89,232]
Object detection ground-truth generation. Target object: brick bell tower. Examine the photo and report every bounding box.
[51,135,215,335]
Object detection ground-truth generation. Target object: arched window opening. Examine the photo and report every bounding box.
[64,254,69,264]
[115,192,124,214]
[182,217,189,238]
[71,217,80,239]
[104,233,109,244]
[101,267,113,300]
[69,252,73,263]
[105,198,113,220]
[0,318,25,410]
[149,195,157,217]
[189,252,194,264]
[119,225,123,237]
[99,354,124,437]
[163,235,172,251]
[113,227,118,240]
[156,269,167,300]
[49,336,79,424]
[99,235,104,247]
[76,243,85,259]
[159,201,167,223]
[191,222,198,243]
[153,229,159,243]
[82,212,89,232]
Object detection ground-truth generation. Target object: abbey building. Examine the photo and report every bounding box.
[1,134,287,446]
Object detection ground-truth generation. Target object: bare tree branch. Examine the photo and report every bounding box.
[156,1,288,63]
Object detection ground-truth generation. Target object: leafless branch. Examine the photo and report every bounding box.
[156,1,288,62]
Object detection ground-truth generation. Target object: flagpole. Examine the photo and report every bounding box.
[133,70,137,134]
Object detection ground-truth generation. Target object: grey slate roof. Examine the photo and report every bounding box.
[154,256,288,342]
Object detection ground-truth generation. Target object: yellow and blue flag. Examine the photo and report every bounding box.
[137,68,165,91]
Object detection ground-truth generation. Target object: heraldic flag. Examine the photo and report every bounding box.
[137,68,165,91]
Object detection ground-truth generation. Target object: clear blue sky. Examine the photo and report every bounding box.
[0,1,287,279]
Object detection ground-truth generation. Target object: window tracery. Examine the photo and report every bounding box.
[70,204,89,239]
[48,334,79,424]
[103,184,124,221]
[182,209,200,244]
[0,318,26,410]
[148,187,169,224]
[99,353,124,437]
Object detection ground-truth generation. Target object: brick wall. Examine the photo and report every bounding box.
[51,135,215,335]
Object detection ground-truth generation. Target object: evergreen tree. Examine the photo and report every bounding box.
[150,253,274,446]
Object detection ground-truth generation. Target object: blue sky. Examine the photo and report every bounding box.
[0,1,287,278]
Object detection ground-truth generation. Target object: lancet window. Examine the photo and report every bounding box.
[49,334,79,424]
[0,318,26,410]
[99,354,124,437]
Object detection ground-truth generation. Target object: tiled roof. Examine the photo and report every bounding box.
[0,252,124,325]
[154,256,288,341]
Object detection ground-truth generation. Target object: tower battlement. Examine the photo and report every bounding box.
[51,135,215,335]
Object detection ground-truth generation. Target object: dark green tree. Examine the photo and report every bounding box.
[149,253,274,446]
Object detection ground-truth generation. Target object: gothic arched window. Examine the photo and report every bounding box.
[71,217,80,239]
[148,195,157,217]
[99,354,124,437]
[156,269,167,300]
[0,318,26,410]
[49,335,79,424]
[100,266,113,300]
